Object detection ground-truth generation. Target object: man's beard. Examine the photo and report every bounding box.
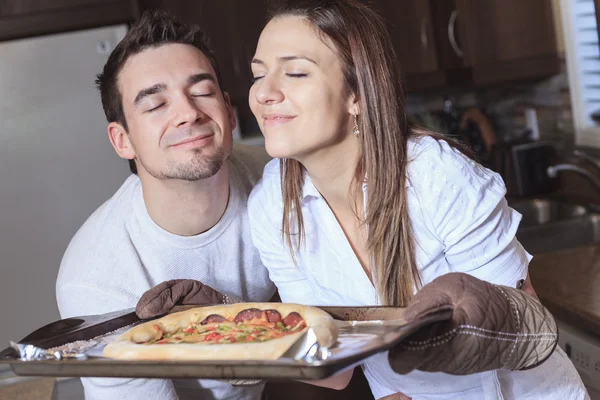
[137,149,227,181]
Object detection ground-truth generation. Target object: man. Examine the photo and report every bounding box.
[56,10,275,400]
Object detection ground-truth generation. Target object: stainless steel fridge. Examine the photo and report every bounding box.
[0,25,131,348]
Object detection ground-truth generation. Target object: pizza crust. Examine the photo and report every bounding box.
[103,303,337,361]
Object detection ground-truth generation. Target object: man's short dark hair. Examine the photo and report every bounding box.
[95,10,222,174]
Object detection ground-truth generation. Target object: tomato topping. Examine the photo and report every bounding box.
[203,332,223,342]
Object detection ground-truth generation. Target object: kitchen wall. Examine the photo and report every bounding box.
[406,59,575,151]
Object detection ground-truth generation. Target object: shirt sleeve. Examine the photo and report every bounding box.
[247,171,318,305]
[410,139,530,287]
[57,285,179,400]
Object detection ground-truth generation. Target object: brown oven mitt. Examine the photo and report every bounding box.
[388,272,558,375]
[135,279,242,319]
[135,279,262,387]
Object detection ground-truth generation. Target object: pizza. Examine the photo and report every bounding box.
[103,303,338,360]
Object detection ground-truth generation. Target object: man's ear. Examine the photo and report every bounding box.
[108,122,136,161]
[223,91,237,131]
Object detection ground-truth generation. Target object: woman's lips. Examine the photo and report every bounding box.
[263,114,296,127]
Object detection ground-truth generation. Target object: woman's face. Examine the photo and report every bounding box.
[249,16,357,162]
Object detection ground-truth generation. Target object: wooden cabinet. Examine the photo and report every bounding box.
[381,0,561,91]
[378,0,448,90]
[454,0,560,85]
[0,0,137,41]
[379,0,440,76]
[0,0,113,17]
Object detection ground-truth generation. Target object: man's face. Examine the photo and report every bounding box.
[112,43,235,181]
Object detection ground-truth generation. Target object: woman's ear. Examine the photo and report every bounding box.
[347,93,360,116]
[108,122,136,161]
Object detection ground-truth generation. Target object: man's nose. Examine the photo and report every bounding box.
[172,96,204,127]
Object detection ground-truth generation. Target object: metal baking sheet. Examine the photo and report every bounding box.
[0,306,451,380]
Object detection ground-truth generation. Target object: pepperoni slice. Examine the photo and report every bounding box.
[200,314,226,325]
[282,312,304,328]
[264,309,282,323]
[233,308,265,323]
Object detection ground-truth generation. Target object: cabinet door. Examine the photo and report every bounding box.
[458,0,557,63]
[456,0,560,84]
[379,0,439,75]
[430,0,473,69]
[0,0,115,17]
[0,0,135,41]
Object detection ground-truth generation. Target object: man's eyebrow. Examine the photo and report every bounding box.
[251,55,317,65]
[187,73,216,85]
[133,83,166,107]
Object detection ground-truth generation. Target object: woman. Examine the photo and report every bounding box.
[247,0,587,399]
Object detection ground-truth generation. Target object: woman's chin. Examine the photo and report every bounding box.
[264,141,297,160]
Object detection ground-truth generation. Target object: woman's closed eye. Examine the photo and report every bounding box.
[252,72,308,84]
[286,73,308,78]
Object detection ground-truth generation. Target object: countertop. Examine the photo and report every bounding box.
[530,244,600,337]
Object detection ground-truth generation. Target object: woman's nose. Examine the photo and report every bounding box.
[254,76,284,105]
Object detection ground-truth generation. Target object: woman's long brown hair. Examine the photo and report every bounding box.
[270,0,468,306]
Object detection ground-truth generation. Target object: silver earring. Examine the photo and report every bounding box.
[353,114,360,137]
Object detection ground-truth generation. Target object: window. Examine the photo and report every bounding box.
[560,0,600,146]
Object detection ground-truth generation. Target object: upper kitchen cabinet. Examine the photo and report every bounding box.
[453,0,560,85]
[378,0,448,90]
[137,0,269,102]
[0,0,137,41]
[382,0,561,90]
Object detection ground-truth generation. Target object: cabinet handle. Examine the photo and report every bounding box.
[448,10,464,58]
[420,18,429,52]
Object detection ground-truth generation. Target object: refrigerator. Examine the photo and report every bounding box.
[0,25,131,348]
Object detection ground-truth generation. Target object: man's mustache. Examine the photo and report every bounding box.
[163,126,215,147]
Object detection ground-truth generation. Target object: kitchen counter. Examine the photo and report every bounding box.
[529,244,600,337]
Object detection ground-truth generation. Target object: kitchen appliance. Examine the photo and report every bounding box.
[558,320,600,399]
[0,25,131,349]
[510,141,559,197]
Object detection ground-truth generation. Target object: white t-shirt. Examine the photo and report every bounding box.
[248,136,588,400]
[56,144,277,400]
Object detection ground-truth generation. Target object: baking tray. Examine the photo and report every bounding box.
[0,306,451,380]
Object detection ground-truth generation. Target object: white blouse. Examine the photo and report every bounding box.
[248,136,587,399]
